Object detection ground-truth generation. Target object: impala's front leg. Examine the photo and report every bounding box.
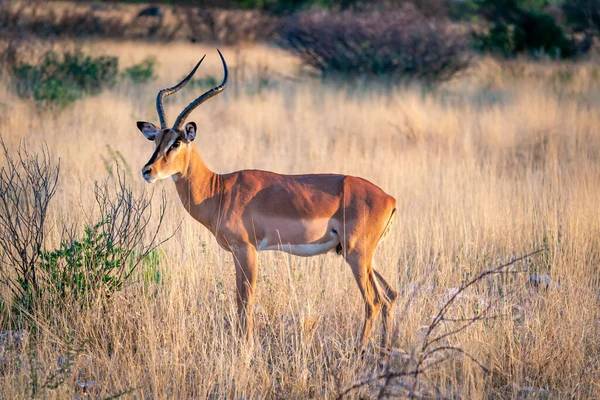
[232,244,258,342]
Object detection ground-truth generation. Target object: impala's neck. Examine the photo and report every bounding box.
[173,145,221,232]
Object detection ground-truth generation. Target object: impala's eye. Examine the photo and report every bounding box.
[170,141,180,151]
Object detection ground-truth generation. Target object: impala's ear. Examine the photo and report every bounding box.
[136,121,160,140]
[183,122,197,142]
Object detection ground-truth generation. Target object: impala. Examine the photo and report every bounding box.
[137,50,398,350]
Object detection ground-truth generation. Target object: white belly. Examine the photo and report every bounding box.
[257,229,339,257]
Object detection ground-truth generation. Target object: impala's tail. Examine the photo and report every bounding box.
[379,207,396,244]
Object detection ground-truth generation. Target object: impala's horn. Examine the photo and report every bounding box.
[173,49,228,132]
[155,55,206,130]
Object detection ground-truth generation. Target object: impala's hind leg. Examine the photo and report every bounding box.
[232,245,258,343]
[346,250,385,351]
[374,268,398,351]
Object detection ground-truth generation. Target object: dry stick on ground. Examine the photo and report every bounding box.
[337,249,544,399]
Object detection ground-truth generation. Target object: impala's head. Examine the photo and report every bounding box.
[137,50,228,183]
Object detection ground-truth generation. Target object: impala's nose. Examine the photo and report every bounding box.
[142,166,152,181]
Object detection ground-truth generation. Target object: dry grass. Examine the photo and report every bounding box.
[1,41,600,398]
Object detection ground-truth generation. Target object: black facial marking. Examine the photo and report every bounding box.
[147,135,166,165]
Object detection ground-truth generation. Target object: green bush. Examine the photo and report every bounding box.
[141,248,165,295]
[31,78,80,106]
[36,219,165,307]
[12,176,168,314]
[122,57,156,83]
[187,76,219,89]
[474,24,516,57]
[563,0,600,33]
[472,0,575,58]
[13,50,118,107]
[0,138,169,321]
[38,217,127,305]
[0,138,59,316]
[11,51,158,108]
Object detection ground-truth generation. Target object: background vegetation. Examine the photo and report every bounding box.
[1,1,598,63]
[0,0,599,398]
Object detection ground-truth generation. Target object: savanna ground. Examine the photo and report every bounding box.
[1,40,600,398]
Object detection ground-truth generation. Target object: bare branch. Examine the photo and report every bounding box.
[422,249,542,351]
[337,249,544,399]
[0,135,59,308]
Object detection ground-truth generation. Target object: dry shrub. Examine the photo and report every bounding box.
[0,2,126,39]
[280,6,472,82]
[33,172,169,313]
[0,137,169,324]
[338,251,543,398]
[0,36,23,73]
[184,8,281,44]
[0,138,59,315]
[0,2,280,43]
[53,9,126,38]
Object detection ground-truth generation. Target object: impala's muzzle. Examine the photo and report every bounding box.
[141,140,163,183]
[142,165,154,182]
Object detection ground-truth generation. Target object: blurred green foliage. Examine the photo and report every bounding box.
[562,0,600,33]
[13,51,118,107]
[469,0,575,58]
[12,51,157,107]
[122,57,156,83]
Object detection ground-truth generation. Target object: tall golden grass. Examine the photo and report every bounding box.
[1,41,600,398]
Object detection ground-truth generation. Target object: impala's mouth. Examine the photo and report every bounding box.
[142,166,157,183]
[142,173,156,183]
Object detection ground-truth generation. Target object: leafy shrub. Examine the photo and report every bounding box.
[187,76,219,90]
[13,51,118,107]
[140,249,165,296]
[122,57,156,83]
[0,138,169,321]
[280,7,472,83]
[473,0,575,58]
[563,0,600,33]
[39,217,128,305]
[11,51,158,107]
[38,217,166,307]
[33,174,168,309]
[32,79,80,107]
